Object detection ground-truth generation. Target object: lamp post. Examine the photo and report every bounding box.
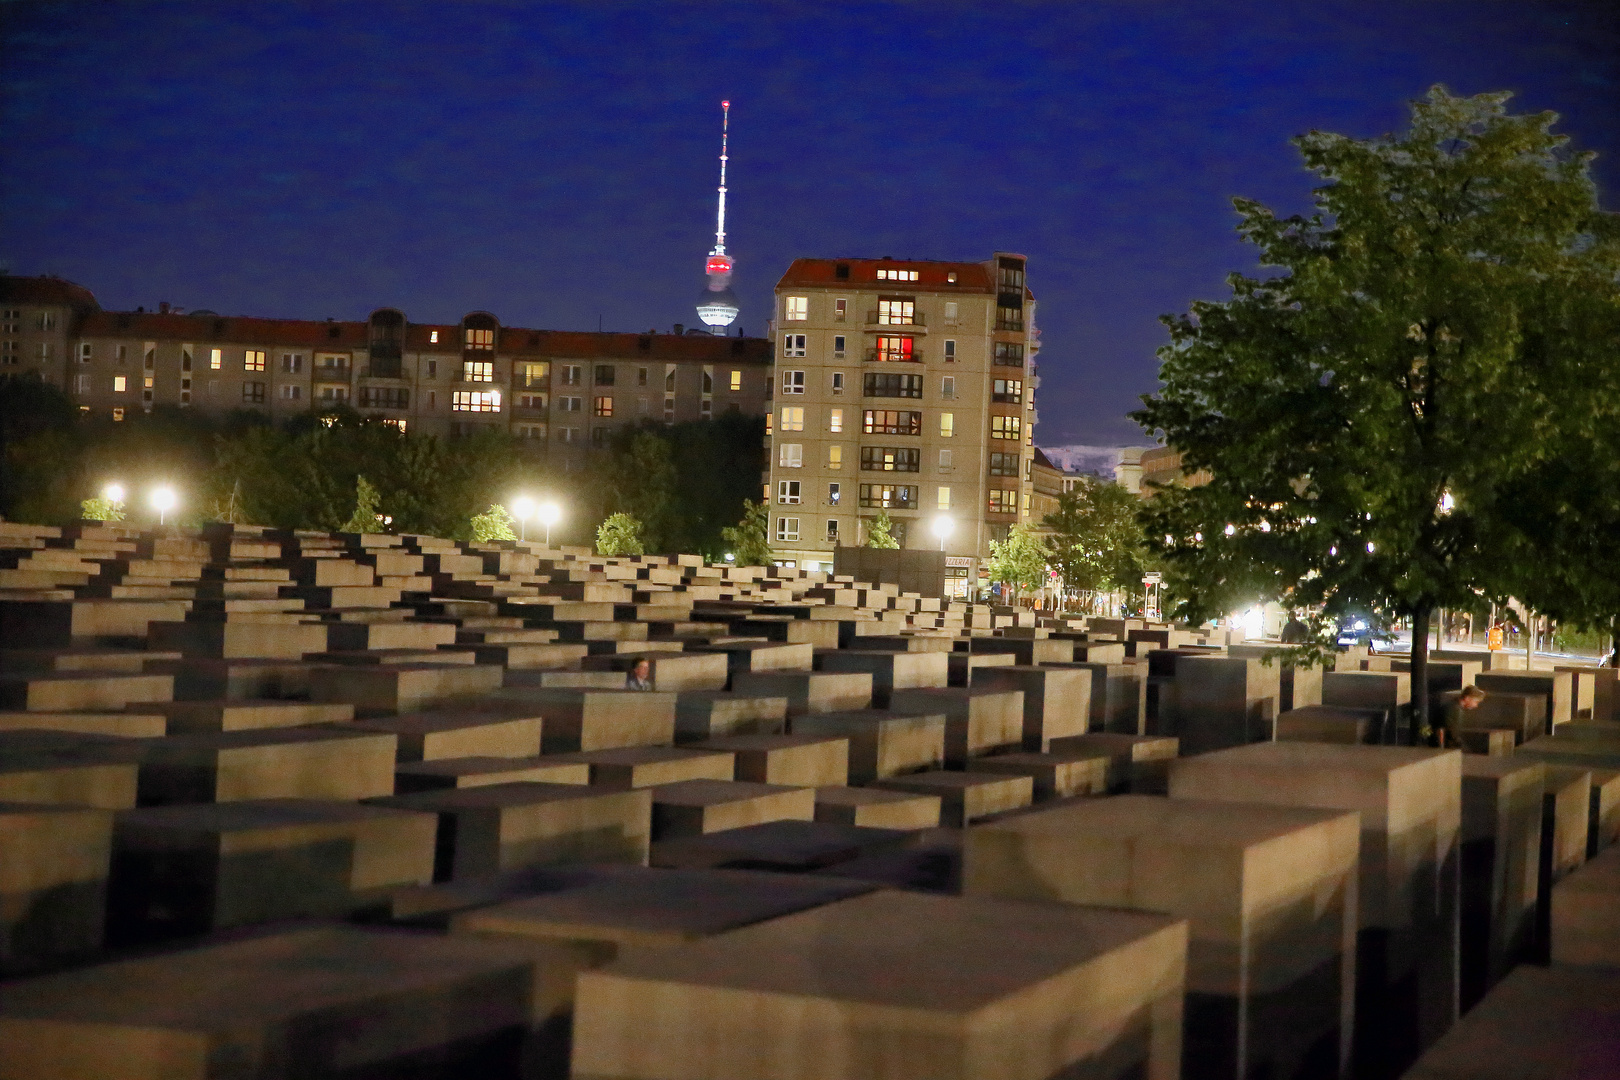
[931,514,953,552]
[104,483,125,505]
[150,486,177,527]
[511,496,535,542]
[538,502,561,548]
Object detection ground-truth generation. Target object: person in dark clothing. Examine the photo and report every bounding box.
[625,657,654,691]
[1280,615,1309,643]
[1438,685,1485,747]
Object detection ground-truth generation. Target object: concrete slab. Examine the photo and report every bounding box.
[1458,757,1544,1011]
[888,686,1024,767]
[813,785,942,830]
[649,821,914,873]
[1047,732,1180,794]
[969,751,1109,800]
[791,709,946,784]
[308,662,503,717]
[552,746,737,790]
[134,727,397,805]
[698,733,849,787]
[0,802,113,976]
[972,664,1092,751]
[815,650,948,707]
[394,755,590,792]
[731,671,873,716]
[352,709,544,762]
[648,779,816,839]
[873,770,1034,827]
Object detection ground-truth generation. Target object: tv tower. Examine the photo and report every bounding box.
[696,100,740,334]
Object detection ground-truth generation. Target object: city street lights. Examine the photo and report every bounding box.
[150,486,177,527]
[931,514,953,552]
[104,483,125,505]
[511,496,535,542]
[538,501,561,547]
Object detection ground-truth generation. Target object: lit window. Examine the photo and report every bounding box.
[463,361,493,382]
[939,412,954,438]
[465,327,494,350]
[834,298,847,321]
[429,330,439,343]
[209,348,221,370]
[784,296,808,321]
[989,489,1017,513]
[863,410,922,436]
[876,269,918,281]
[859,484,917,509]
[873,336,914,362]
[991,415,1022,440]
[993,379,1023,404]
[594,396,613,417]
[777,480,802,504]
[829,408,843,433]
[829,482,841,505]
[827,445,843,469]
[521,362,550,387]
[143,375,154,389]
[113,376,127,392]
[244,350,266,372]
[729,370,741,391]
[878,299,915,325]
[383,418,408,432]
[112,407,124,420]
[452,390,501,412]
[782,370,805,394]
[779,443,803,468]
[764,411,772,435]
[782,334,806,357]
[944,340,956,361]
[938,486,952,511]
[776,517,801,542]
[780,407,804,431]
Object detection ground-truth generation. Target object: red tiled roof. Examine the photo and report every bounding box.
[79,311,370,348]
[0,275,100,310]
[777,258,997,293]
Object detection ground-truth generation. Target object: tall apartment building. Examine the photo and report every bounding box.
[0,277,771,463]
[766,254,1039,592]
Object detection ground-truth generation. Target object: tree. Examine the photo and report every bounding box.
[596,512,645,556]
[720,499,772,566]
[989,523,1048,601]
[864,510,900,549]
[80,494,127,522]
[601,429,677,550]
[340,476,384,534]
[1042,476,1148,610]
[1132,87,1619,734]
[470,503,518,542]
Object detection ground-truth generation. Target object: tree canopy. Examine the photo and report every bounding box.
[1042,475,1149,608]
[1132,86,1620,729]
[988,523,1048,599]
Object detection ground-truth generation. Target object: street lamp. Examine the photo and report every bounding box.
[104,483,125,505]
[538,501,561,548]
[931,514,953,551]
[511,496,535,542]
[150,486,177,527]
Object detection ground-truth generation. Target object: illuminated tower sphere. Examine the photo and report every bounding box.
[697,100,739,334]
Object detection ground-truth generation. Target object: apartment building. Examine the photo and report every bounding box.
[766,254,1039,590]
[1,277,772,461]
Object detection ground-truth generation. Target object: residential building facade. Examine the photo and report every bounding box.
[765,254,1039,591]
[1,277,771,464]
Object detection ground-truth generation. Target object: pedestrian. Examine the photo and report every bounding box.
[625,656,654,691]
[1280,614,1309,643]
[1438,685,1485,748]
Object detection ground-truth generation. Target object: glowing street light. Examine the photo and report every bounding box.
[538,501,561,547]
[511,496,535,542]
[150,486,177,526]
[930,514,953,551]
[104,483,125,505]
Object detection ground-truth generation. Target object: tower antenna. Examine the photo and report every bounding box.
[714,100,729,256]
[696,100,740,335]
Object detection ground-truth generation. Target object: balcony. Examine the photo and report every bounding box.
[361,360,405,380]
[863,348,924,364]
[513,374,550,390]
[995,319,1025,333]
[865,311,927,331]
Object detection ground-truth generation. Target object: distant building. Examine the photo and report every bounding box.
[0,276,772,466]
[1029,447,1066,526]
[764,253,1039,592]
[1117,445,1210,495]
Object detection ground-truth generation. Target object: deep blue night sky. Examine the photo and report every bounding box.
[4,1,1617,446]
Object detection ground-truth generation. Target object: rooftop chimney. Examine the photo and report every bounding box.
[158,301,170,314]
[674,323,684,336]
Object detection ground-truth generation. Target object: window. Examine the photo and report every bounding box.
[784,296,808,321]
[780,406,804,431]
[429,391,436,409]
[872,335,915,363]
[834,298,847,321]
[465,327,494,350]
[833,335,846,358]
[776,517,801,542]
[0,341,17,364]
[113,375,127,392]
[359,387,409,409]
[516,423,548,440]
[112,407,125,421]
[35,312,57,331]
[664,365,676,391]
[827,445,843,469]
[592,426,609,445]
[638,396,649,413]
[36,342,53,360]
[831,371,845,394]
[280,353,302,374]
[558,426,578,443]
[729,369,741,391]
[782,334,806,357]
[209,348,222,370]
[991,415,1022,440]
[998,258,1026,291]
[993,378,1023,404]
[944,340,957,362]
[826,519,839,542]
[989,452,1021,477]
[944,301,959,323]
[863,409,922,436]
[994,342,1025,367]
[318,386,349,403]
[877,299,915,325]
[594,396,613,417]
[452,390,501,412]
[859,484,917,509]
[996,304,1024,331]
[778,443,803,468]
[702,366,713,395]
[462,360,493,382]
[116,344,127,362]
[940,412,955,438]
[828,482,841,505]
[942,376,956,398]
[245,350,266,372]
[519,393,548,410]
[75,374,90,394]
[280,385,302,401]
[777,480,802,504]
[863,372,923,398]
[562,365,583,386]
[876,268,918,281]
[556,396,583,412]
[595,364,615,386]
[828,408,843,433]
[243,382,266,404]
[781,370,805,394]
[78,343,92,363]
[939,448,953,469]
[989,489,1018,513]
[144,375,154,389]
[426,360,438,379]
[0,309,17,332]
[861,447,920,472]
[938,486,952,511]
[429,330,440,344]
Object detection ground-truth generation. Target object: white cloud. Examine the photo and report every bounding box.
[1039,444,1150,476]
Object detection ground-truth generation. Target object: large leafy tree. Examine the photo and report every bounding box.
[988,523,1048,601]
[1133,87,1619,732]
[1042,476,1149,611]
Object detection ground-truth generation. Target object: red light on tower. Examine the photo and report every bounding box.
[706,255,733,276]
